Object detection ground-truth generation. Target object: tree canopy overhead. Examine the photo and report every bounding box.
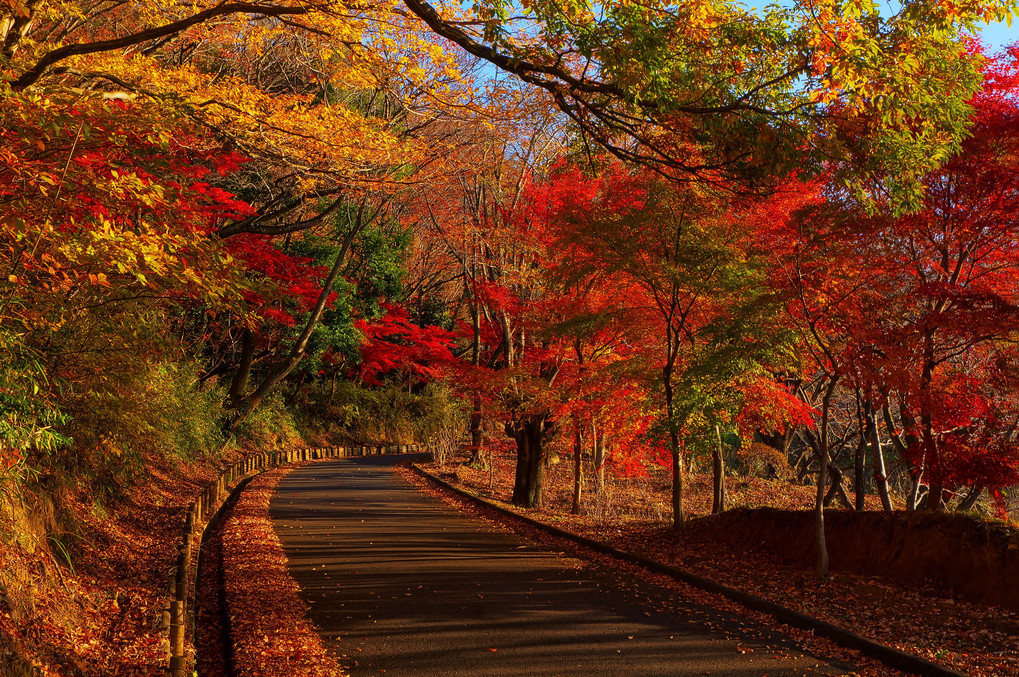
[4,0,1015,203]
[404,0,1015,205]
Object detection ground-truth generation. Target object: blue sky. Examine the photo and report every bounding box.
[978,19,1018,53]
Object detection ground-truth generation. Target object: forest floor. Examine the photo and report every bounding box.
[0,451,223,676]
[0,443,304,676]
[413,452,1019,677]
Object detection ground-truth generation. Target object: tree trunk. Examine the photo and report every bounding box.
[712,423,726,514]
[592,422,605,495]
[815,445,829,578]
[854,434,866,511]
[957,485,983,511]
[925,483,945,511]
[823,465,852,508]
[920,331,944,512]
[467,292,484,466]
[671,432,684,529]
[759,428,794,457]
[898,402,924,511]
[468,395,484,466]
[571,421,583,515]
[908,469,924,511]
[852,391,867,511]
[868,407,893,511]
[664,365,684,530]
[815,379,837,579]
[511,416,547,508]
[227,327,255,406]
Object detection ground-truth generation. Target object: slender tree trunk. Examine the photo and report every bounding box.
[712,423,726,514]
[853,390,867,511]
[815,446,829,578]
[854,433,867,511]
[571,420,583,515]
[899,402,924,511]
[920,332,945,512]
[883,404,908,455]
[908,468,924,511]
[511,423,529,505]
[468,295,484,466]
[664,363,684,530]
[592,422,605,494]
[815,379,837,579]
[671,429,684,528]
[868,407,893,511]
[571,348,586,514]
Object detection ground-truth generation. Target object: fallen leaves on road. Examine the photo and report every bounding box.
[220,467,346,677]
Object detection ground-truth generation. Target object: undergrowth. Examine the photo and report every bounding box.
[296,380,467,446]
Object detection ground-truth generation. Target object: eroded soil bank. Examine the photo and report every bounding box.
[693,508,1019,609]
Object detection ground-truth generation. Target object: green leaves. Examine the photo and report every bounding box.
[0,329,72,464]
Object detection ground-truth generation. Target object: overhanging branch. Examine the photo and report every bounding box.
[10,2,311,90]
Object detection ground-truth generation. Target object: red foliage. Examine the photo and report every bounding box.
[735,377,817,437]
[356,303,458,386]
[749,49,1019,493]
[224,235,329,327]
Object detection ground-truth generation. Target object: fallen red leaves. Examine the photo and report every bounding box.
[219,466,346,677]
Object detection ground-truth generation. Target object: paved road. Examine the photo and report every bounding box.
[269,455,853,677]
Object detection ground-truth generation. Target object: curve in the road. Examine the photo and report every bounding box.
[269,455,855,677]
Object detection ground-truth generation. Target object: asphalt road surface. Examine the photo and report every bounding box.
[269,455,854,677]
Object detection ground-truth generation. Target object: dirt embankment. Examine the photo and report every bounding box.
[0,454,220,676]
[0,486,73,677]
[693,508,1019,609]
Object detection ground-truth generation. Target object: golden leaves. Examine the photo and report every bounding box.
[11,0,479,200]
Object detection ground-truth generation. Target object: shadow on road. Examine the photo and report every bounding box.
[270,455,853,677]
